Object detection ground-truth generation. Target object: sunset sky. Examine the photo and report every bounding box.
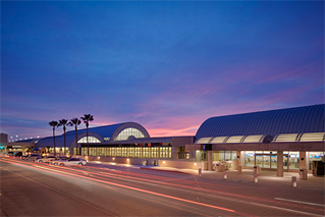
[1,1,324,141]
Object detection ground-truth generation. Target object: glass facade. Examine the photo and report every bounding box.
[213,151,237,161]
[78,136,101,143]
[308,152,324,170]
[45,147,69,155]
[77,146,172,158]
[245,151,301,170]
[284,151,300,169]
[254,152,278,169]
[115,128,145,141]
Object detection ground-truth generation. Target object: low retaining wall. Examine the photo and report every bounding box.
[74,155,161,166]
[158,159,204,170]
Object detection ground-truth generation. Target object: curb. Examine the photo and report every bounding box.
[139,167,190,174]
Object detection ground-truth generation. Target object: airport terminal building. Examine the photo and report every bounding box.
[4,104,325,176]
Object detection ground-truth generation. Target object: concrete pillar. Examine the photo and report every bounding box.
[277,151,283,177]
[236,151,241,167]
[172,147,177,159]
[208,151,213,171]
[299,151,307,169]
[236,151,242,173]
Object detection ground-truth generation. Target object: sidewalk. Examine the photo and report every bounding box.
[138,165,325,205]
[89,161,325,190]
[91,161,325,190]
[149,166,324,188]
[89,161,324,205]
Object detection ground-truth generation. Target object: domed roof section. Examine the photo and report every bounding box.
[37,122,150,147]
[64,123,123,138]
[196,104,324,140]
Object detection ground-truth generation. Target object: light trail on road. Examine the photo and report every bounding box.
[1,157,324,217]
[0,158,242,216]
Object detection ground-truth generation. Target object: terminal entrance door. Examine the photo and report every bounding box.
[254,153,289,171]
[283,154,289,172]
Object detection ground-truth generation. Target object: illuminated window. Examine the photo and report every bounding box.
[274,134,298,142]
[195,137,212,144]
[129,147,135,157]
[116,148,121,156]
[243,135,264,143]
[135,147,142,158]
[226,136,244,143]
[115,128,145,141]
[210,137,227,144]
[78,136,101,143]
[300,133,325,142]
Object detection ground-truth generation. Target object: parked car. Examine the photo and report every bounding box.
[35,156,56,163]
[21,154,29,160]
[50,157,70,165]
[14,151,22,157]
[53,158,87,166]
[25,154,42,161]
[5,151,15,157]
[20,154,34,160]
[46,157,59,164]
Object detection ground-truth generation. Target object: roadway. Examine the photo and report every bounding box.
[1,157,324,216]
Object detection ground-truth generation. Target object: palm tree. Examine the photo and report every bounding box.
[80,114,94,156]
[68,118,81,155]
[58,119,68,155]
[49,121,58,156]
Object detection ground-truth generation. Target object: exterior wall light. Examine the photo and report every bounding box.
[163,161,165,164]
[194,163,197,166]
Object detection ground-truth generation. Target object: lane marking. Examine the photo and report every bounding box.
[3,164,117,216]
[244,200,324,217]
[18,161,324,216]
[274,197,325,208]
[1,159,236,213]
[2,159,323,217]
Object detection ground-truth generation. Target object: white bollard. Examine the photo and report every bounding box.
[254,173,258,183]
[223,170,227,179]
[292,176,297,187]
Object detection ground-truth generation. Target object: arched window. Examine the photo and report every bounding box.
[78,136,101,143]
[116,128,145,141]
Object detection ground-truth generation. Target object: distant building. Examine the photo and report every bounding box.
[0,133,8,152]
[0,133,8,144]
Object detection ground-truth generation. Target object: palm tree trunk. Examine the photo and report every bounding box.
[75,125,78,155]
[87,122,89,156]
[64,126,66,155]
[53,128,56,156]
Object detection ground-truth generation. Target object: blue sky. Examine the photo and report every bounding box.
[1,1,324,141]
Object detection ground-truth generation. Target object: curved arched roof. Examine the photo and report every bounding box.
[37,122,150,147]
[196,104,325,140]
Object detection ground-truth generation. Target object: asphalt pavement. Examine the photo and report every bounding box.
[88,161,325,206]
[1,158,324,216]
